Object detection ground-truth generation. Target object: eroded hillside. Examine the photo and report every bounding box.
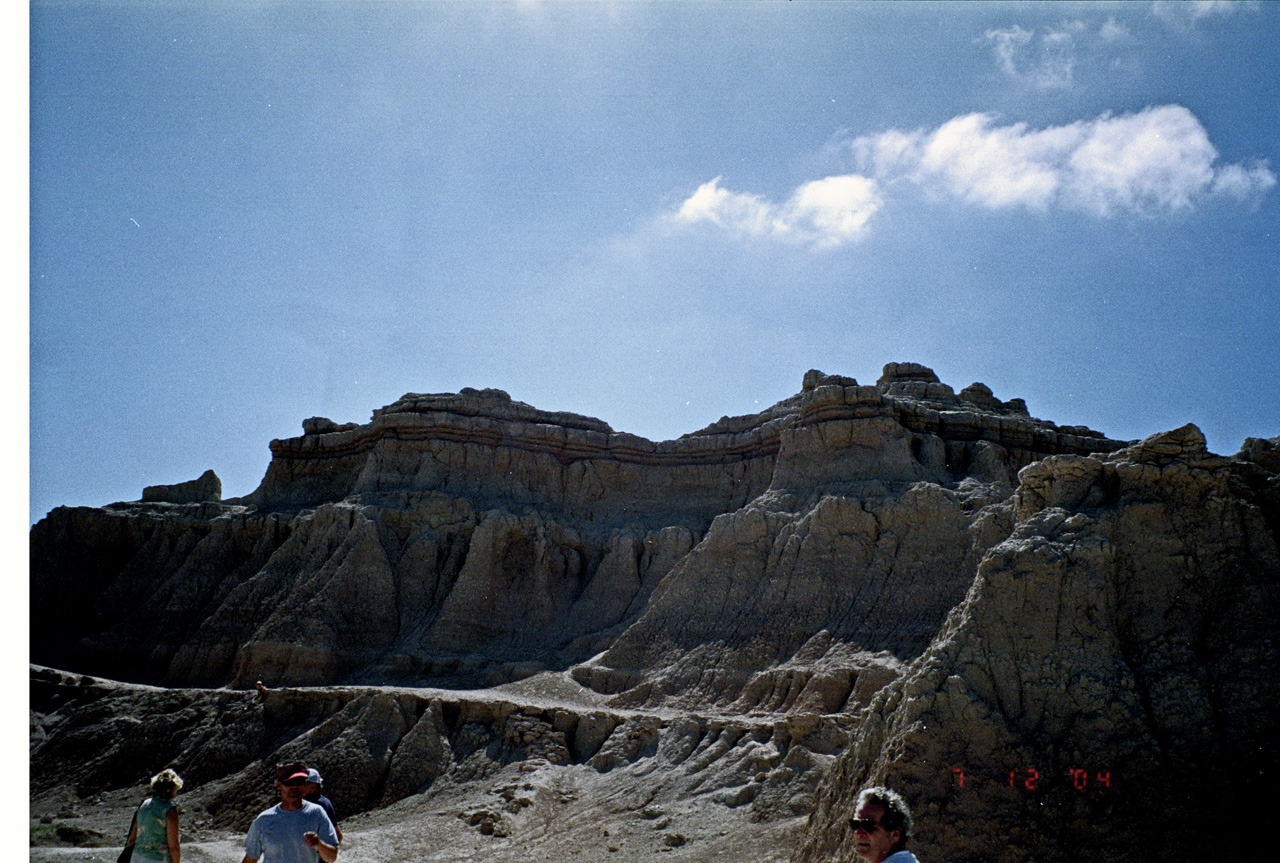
[30,363,1280,862]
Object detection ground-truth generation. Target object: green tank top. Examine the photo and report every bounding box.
[134,796,176,859]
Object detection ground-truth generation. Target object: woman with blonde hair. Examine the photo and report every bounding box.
[124,768,183,863]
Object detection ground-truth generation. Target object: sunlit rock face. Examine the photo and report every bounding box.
[28,365,1279,863]
[794,425,1280,863]
[30,364,1122,693]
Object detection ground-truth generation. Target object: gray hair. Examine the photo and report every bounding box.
[150,768,184,800]
[856,785,912,848]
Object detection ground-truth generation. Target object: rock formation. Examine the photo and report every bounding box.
[142,468,222,504]
[796,425,1280,863]
[29,364,1279,863]
[30,365,1122,691]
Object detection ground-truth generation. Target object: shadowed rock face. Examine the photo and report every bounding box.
[795,424,1280,863]
[143,468,222,504]
[30,364,1121,693]
[28,364,1279,863]
[29,664,849,853]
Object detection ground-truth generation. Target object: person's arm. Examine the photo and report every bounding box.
[304,831,338,862]
[126,814,138,846]
[241,856,257,863]
[165,807,181,863]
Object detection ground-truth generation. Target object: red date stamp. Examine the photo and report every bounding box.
[950,767,1112,791]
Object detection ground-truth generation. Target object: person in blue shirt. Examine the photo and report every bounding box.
[850,786,920,863]
[303,768,342,844]
[242,763,339,863]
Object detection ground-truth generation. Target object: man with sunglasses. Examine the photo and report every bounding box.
[242,762,340,863]
[850,786,918,863]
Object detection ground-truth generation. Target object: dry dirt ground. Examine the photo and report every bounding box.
[31,774,805,863]
[31,673,812,863]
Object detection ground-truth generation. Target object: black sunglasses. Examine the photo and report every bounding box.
[281,777,309,786]
[850,818,884,833]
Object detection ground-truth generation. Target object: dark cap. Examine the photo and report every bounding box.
[275,761,308,782]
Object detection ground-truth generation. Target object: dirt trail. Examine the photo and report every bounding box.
[31,666,835,863]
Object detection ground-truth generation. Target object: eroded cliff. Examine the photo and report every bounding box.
[29,363,1279,863]
[796,424,1280,863]
[30,363,1121,693]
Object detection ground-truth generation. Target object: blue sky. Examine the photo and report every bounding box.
[28,0,1280,525]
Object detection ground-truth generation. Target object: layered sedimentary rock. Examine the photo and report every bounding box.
[30,664,845,858]
[142,468,222,504]
[795,425,1280,863]
[28,363,1280,863]
[30,364,1121,692]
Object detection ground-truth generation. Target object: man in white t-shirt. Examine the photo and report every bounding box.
[850,785,920,863]
[242,762,340,863]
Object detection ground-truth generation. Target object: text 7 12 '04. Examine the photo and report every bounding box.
[950,767,1112,792]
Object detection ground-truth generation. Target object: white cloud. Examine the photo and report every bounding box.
[984,25,1034,79]
[1152,0,1261,28]
[845,105,1275,217]
[916,113,1081,209]
[1063,106,1215,214]
[982,23,1078,90]
[784,175,882,247]
[673,105,1273,247]
[1099,16,1130,42]
[846,128,924,180]
[672,174,882,249]
[675,179,774,236]
[1211,162,1279,201]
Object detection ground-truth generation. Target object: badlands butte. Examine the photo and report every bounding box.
[30,363,1280,863]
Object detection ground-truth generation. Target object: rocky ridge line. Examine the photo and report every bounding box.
[28,363,1280,863]
[244,364,1122,518]
[31,364,1125,696]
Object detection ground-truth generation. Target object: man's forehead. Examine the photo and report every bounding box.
[856,801,886,818]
